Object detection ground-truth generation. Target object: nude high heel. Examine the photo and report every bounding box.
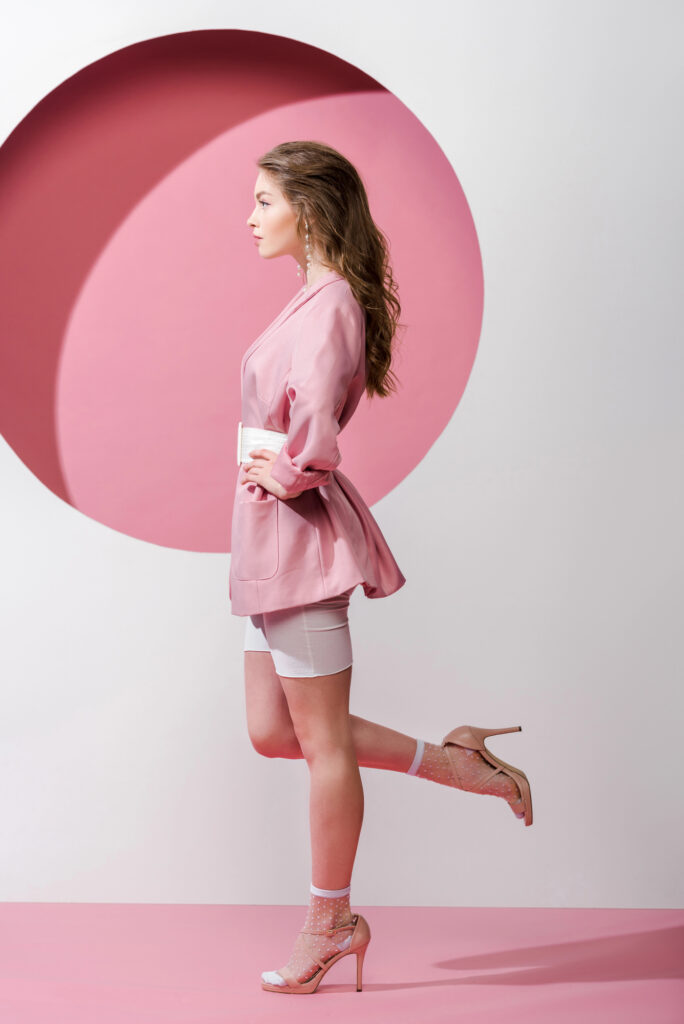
[441,725,533,826]
[260,913,371,994]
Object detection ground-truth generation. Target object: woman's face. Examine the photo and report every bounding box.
[246,170,301,261]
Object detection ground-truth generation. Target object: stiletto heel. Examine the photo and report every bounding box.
[261,913,371,994]
[356,943,367,990]
[443,725,522,745]
[355,939,371,991]
[441,724,533,826]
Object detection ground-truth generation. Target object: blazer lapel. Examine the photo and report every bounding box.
[241,272,343,376]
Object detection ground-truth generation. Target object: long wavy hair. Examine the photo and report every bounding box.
[256,140,402,399]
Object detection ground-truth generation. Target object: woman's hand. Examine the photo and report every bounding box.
[240,448,304,501]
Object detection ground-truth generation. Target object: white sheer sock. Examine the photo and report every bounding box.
[408,738,524,816]
[406,738,425,775]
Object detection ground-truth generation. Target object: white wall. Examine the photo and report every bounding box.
[1,0,682,908]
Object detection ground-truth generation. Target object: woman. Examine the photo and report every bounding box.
[230,140,533,995]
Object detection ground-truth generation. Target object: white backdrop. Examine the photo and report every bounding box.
[1,0,682,909]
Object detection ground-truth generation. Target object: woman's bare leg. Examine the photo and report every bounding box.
[244,650,416,771]
[245,650,525,819]
[258,663,363,987]
[278,664,361,889]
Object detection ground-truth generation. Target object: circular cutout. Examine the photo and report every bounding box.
[0,30,483,551]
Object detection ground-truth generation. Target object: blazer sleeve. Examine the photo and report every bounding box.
[269,294,365,495]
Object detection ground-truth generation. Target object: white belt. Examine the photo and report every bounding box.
[237,421,288,465]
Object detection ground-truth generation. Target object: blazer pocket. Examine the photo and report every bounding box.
[232,492,279,581]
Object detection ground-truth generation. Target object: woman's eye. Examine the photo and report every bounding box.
[260,200,269,208]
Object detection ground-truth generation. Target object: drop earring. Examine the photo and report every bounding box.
[305,220,313,282]
[296,219,313,287]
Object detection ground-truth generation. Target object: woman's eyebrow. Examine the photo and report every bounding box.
[255,191,273,199]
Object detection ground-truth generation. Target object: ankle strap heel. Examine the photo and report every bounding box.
[261,913,372,994]
[441,723,533,827]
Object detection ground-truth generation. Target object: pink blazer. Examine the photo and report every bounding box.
[229,270,406,616]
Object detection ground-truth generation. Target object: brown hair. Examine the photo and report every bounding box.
[256,140,402,399]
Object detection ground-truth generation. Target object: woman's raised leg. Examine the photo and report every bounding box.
[244,651,524,817]
[244,651,301,758]
[245,649,417,769]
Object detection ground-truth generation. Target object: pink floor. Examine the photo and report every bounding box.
[1,904,682,1023]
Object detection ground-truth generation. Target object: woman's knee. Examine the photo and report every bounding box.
[248,722,301,759]
[289,711,356,764]
[297,732,356,766]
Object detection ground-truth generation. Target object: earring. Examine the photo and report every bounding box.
[296,219,313,286]
[305,220,313,279]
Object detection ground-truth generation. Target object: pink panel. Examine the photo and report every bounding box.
[0,31,482,552]
[1,903,682,1022]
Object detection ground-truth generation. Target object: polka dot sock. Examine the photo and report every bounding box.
[407,738,524,817]
[261,883,356,987]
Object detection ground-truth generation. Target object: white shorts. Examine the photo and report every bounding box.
[243,587,356,678]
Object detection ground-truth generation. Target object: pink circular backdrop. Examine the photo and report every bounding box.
[0,30,483,552]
